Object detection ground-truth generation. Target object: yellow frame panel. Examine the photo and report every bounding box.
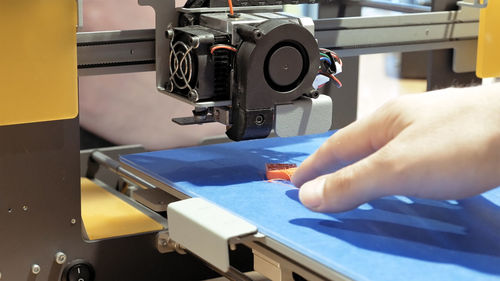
[0,0,78,126]
[81,178,163,240]
[476,1,500,78]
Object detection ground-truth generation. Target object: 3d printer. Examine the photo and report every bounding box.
[1,0,496,280]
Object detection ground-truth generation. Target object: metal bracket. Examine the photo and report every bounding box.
[453,40,478,73]
[167,198,258,272]
[458,0,488,9]
[172,115,216,125]
[274,95,333,138]
[228,233,265,251]
[132,188,178,212]
[156,231,187,254]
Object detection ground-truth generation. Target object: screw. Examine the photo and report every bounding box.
[55,252,67,265]
[188,36,200,49]
[306,89,319,99]
[254,30,263,40]
[31,264,41,275]
[130,49,135,55]
[188,89,199,102]
[182,14,196,26]
[22,205,28,211]
[70,218,77,225]
[255,114,265,126]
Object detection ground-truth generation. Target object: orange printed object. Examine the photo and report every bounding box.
[266,163,297,181]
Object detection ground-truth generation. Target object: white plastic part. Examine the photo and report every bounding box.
[275,94,333,138]
[334,61,342,75]
[167,198,258,272]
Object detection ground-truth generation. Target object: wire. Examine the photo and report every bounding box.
[228,0,234,15]
[320,48,342,66]
[320,56,332,65]
[318,72,342,88]
[210,44,237,55]
[320,53,330,59]
[330,74,343,88]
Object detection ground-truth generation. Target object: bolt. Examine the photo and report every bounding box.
[130,49,135,55]
[7,208,12,213]
[70,218,77,225]
[22,205,28,211]
[55,252,67,265]
[166,29,174,39]
[160,239,168,248]
[31,264,41,275]
[306,89,319,99]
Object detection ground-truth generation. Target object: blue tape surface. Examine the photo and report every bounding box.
[121,132,500,281]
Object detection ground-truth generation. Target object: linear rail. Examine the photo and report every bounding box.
[77,9,479,75]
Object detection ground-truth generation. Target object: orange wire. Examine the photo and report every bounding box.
[318,71,342,88]
[210,45,237,55]
[330,74,343,88]
[228,0,234,15]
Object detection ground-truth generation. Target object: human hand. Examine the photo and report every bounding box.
[292,84,500,212]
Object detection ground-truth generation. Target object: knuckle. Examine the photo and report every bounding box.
[321,168,363,212]
[373,144,400,172]
[377,98,415,140]
[381,96,414,115]
[322,134,350,167]
[324,168,355,199]
[372,144,410,191]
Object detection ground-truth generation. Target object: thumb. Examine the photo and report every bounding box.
[299,149,397,213]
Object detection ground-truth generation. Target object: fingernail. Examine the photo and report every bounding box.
[299,177,325,209]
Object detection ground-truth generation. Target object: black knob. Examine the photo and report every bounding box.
[65,262,95,281]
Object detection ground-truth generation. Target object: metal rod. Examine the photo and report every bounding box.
[77,29,155,45]
[333,39,476,57]
[90,151,157,190]
[357,0,431,13]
